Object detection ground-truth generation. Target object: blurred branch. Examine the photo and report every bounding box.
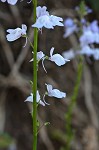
[0,12,12,23]
[9,5,22,25]
[84,64,99,130]
[51,8,77,17]
[0,91,6,132]
[0,25,14,70]
[0,73,30,94]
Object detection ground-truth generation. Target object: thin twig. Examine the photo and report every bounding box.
[0,25,15,69]
[83,64,99,130]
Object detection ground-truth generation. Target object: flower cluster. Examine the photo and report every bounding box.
[25,84,66,106]
[63,4,99,62]
[6,6,64,42]
[25,91,45,106]
[63,4,93,39]
[30,47,69,72]
[63,46,99,61]
[3,2,67,107]
[80,20,99,47]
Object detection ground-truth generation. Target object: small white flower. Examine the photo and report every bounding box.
[46,84,66,98]
[32,15,54,29]
[80,21,99,46]
[1,0,18,5]
[30,51,45,62]
[25,91,45,106]
[81,18,86,25]
[63,25,77,38]
[62,50,75,60]
[49,15,64,27]
[1,0,6,2]
[80,30,95,46]
[49,47,69,66]
[77,46,99,60]
[32,6,64,29]
[36,6,49,18]
[77,45,94,57]
[64,18,74,27]
[63,18,78,38]
[6,24,27,42]
[37,51,45,61]
[30,51,47,73]
[89,20,99,33]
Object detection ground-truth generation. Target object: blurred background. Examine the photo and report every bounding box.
[0,0,99,150]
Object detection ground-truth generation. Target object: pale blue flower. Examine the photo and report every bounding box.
[80,30,95,46]
[89,20,99,33]
[30,51,45,62]
[25,91,45,106]
[32,15,54,29]
[80,20,99,46]
[37,51,45,61]
[49,47,70,66]
[81,18,86,25]
[50,15,64,27]
[46,84,66,98]
[30,51,47,72]
[6,24,27,42]
[32,6,64,29]
[63,18,77,38]
[80,30,99,46]
[62,50,75,60]
[64,18,74,27]
[78,47,99,61]
[1,0,18,5]
[78,45,94,56]
[36,6,49,18]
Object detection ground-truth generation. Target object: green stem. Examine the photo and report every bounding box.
[27,36,34,49]
[65,57,83,150]
[32,0,38,150]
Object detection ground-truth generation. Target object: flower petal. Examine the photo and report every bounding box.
[25,93,33,102]
[50,47,54,57]
[50,89,66,98]
[6,25,27,42]
[46,84,66,99]
[50,15,64,27]
[46,84,53,94]
[36,6,49,18]
[37,51,45,61]
[50,54,66,66]
[25,91,45,106]
[32,15,54,29]
[7,0,18,5]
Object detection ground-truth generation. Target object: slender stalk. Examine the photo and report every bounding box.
[65,57,83,150]
[32,0,38,150]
